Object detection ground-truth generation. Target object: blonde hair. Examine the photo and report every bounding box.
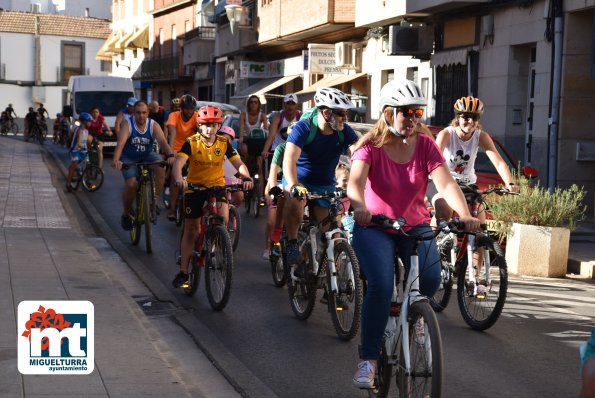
[352,107,395,152]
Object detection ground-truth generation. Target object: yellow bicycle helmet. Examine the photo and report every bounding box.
[454,96,484,115]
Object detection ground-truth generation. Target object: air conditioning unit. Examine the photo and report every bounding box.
[335,42,353,67]
[388,24,434,57]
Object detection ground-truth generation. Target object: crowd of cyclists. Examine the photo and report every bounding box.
[3,78,522,393]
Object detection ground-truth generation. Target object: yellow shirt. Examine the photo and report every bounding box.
[178,133,240,186]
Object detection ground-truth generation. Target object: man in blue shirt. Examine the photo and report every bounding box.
[282,87,358,266]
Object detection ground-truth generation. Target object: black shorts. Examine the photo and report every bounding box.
[183,187,227,219]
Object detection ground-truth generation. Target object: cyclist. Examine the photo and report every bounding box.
[261,93,301,156]
[5,103,17,121]
[347,79,481,389]
[88,106,112,169]
[282,87,358,267]
[166,95,199,221]
[431,96,519,223]
[65,112,93,192]
[24,107,38,142]
[239,94,269,205]
[112,100,175,231]
[265,127,289,257]
[114,97,137,136]
[171,105,253,288]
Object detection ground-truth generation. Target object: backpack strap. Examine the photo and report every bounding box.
[304,112,345,146]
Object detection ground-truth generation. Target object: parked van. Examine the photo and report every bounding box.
[65,75,135,152]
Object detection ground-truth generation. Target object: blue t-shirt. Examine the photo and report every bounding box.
[287,118,357,185]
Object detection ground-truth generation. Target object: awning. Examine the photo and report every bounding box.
[115,31,135,50]
[431,49,468,67]
[295,73,367,102]
[98,32,119,54]
[95,49,112,61]
[125,25,149,49]
[232,74,302,102]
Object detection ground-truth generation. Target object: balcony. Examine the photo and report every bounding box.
[406,0,490,14]
[140,55,192,81]
[183,27,216,65]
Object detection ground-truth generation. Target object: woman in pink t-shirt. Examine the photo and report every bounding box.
[348,80,480,390]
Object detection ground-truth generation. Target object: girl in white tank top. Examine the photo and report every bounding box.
[442,125,481,184]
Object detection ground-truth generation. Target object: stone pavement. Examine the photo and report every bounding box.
[0,136,242,397]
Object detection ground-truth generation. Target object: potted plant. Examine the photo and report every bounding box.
[486,176,587,277]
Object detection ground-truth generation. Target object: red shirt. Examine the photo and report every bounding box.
[88,114,105,136]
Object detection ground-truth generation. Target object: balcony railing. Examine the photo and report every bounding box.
[183,26,216,41]
[140,55,192,81]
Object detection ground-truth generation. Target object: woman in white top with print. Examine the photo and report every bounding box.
[432,96,519,224]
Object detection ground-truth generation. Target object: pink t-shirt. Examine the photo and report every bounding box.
[351,134,444,227]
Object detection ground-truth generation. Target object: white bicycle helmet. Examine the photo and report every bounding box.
[379,79,426,110]
[314,88,355,110]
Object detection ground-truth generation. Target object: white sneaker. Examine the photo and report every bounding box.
[262,249,270,261]
[414,317,426,345]
[353,360,375,389]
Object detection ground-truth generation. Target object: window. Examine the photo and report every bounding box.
[159,28,164,58]
[185,20,191,33]
[62,43,83,82]
[100,60,112,73]
[172,25,177,56]
[261,0,272,5]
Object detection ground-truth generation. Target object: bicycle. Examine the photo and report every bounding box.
[30,120,45,145]
[268,187,293,288]
[1,118,19,136]
[66,153,104,193]
[225,183,244,252]
[430,183,516,331]
[286,189,363,341]
[243,155,264,218]
[177,183,234,311]
[123,161,166,254]
[366,214,446,398]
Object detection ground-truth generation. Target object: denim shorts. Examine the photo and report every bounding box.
[69,150,87,164]
[120,152,162,180]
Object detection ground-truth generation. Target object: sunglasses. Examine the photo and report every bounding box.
[397,107,424,119]
[326,109,348,118]
[459,112,479,121]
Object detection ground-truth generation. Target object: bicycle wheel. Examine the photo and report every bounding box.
[130,192,142,246]
[227,206,241,251]
[251,180,260,218]
[328,241,362,341]
[143,182,153,254]
[82,165,104,192]
[456,235,508,331]
[430,259,453,313]
[287,240,316,320]
[396,301,443,398]
[183,245,202,297]
[368,341,393,398]
[270,243,286,287]
[204,225,233,310]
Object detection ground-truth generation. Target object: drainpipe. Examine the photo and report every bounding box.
[35,15,41,86]
[547,0,563,192]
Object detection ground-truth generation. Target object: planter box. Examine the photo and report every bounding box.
[505,223,570,277]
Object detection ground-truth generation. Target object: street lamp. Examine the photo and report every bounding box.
[225,1,246,34]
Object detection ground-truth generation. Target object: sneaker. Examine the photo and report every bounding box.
[270,227,282,243]
[172,271,189,288]
[120,214,133,231]
[262,249,270,261]
[476,281,487,298]
[353,360,375,389]
[286,240,301,266]
[414,317,426,345]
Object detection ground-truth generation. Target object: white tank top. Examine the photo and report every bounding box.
[272,111,299,150]
[443,126,481,184]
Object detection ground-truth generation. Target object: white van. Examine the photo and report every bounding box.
[66,75,135,150]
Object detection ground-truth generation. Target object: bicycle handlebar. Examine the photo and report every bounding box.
[370,214,485,240]
[305,189,347,200]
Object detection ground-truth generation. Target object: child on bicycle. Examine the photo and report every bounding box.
[219,125,244,206]
[65,112,93,192]
[171,105,253,289]
[348,80,480,389]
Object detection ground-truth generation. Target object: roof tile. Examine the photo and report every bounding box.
[0,10,111,39]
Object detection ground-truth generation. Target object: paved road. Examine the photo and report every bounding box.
[46,141,595,398]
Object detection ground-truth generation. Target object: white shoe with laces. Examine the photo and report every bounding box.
[262,249,270,261]
[353,360,375,389]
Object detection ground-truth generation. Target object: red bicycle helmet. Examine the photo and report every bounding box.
[196,105,224,123]
[454,96,484,114]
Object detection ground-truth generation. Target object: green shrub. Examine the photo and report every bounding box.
[486,176,587,238]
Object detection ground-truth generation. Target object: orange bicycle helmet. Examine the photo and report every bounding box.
[196,105,224,123]
[454,96,484,114]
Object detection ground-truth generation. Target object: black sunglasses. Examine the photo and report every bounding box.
[325,109,348,118]
[459,112,479,121]
[397,107,424,119]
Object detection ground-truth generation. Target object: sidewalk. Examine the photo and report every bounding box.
[568,217,595,279]
[0,136,242,397]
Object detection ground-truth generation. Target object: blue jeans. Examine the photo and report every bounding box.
[352,224,441,360]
